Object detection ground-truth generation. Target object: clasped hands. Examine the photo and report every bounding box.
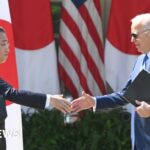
[50,91,95,114]
[51,92,150,118]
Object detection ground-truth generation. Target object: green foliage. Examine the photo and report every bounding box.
[51,2,62,39]
[22,108,131,150]
[51,3,61,14]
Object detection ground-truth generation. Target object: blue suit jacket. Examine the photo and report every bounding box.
[96,54,150,150]
[0,77,46,120]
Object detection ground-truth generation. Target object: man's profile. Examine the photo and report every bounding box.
[0,26,71,150]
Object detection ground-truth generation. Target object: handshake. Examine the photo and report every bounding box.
[50,91,96,114]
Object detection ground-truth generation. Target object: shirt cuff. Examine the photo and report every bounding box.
[92,97,97,112]
[45,94,53,110]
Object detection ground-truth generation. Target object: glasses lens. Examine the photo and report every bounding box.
[131,33,138,39]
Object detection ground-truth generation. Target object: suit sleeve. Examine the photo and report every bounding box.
[0,78,46,109]
[95,56,142,110]
[95,79,132,110]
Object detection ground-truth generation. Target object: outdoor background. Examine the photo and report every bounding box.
[23,1,131,150]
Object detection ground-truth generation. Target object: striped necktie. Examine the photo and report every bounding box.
[142,54,149,70]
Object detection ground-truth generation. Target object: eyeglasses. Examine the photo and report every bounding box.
[131,33,138,39]
[131,29,150,39]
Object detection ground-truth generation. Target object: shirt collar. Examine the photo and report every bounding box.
[146,52,150,59]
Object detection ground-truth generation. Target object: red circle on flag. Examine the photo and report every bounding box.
[9,0,54,50]
[0,20,18,106]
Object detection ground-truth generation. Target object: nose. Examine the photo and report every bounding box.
[5,43,10,52]
[131,37,136,43]
[131,37,133,42]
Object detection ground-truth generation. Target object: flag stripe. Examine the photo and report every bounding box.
[63,1,103,63]
[61,7,106,93]
[59,0,106,98]
[60,35,92,95]
[60,21,102,95]
[93,0,102,17]
[79,3,104,61]
[59,50,81,96]
[85,0,103,42]
[62,1,105,80]
[59,65,78,98]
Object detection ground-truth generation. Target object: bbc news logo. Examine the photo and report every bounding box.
[0,129,21,138]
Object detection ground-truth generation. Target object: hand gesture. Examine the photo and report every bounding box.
[50,95,71,114]
[135,100,150,118]
[71,91,95,113]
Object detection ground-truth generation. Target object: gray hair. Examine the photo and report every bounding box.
[0,26,6,33]
[131,13,150,30]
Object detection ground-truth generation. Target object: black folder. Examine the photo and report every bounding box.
[123,69,150,106]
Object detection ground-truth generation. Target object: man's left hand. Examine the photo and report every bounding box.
[135,100,150,118]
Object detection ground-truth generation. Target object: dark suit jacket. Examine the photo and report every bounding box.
[95,54,150,150]
[0,77,46,120]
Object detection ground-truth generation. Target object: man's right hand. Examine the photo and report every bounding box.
[50,95,72,114]
[71,91,95,113]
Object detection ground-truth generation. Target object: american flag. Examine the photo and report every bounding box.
[58,0,106,98]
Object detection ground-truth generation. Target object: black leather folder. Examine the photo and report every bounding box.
[123,69,150,106]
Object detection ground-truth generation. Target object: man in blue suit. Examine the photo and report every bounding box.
[71,13,150,150]
[0,26,71,150]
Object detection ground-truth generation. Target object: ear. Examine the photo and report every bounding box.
[147,31,150,38]
[148,31,150,35]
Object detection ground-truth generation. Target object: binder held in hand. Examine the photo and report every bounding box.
[123,70,150,106]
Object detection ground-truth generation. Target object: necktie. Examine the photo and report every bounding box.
[0,95,7,120]
[142,54,149,70]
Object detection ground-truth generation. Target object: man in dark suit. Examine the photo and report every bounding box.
[0,26,71,150]
[71,13,150,150]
